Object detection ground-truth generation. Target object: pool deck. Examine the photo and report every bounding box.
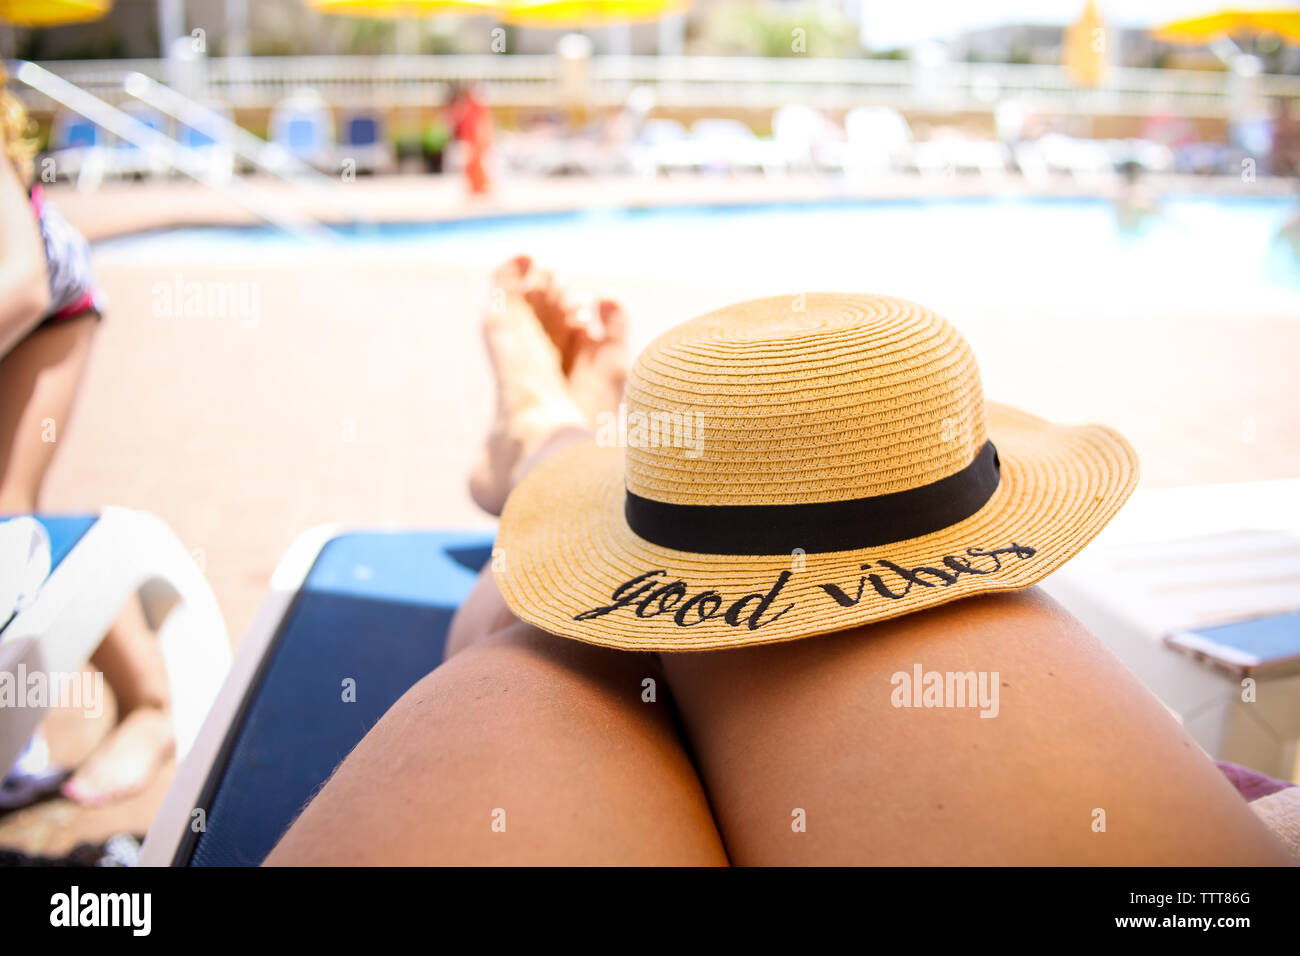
[4,172,1300,857]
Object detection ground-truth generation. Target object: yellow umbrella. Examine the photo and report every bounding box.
[1063,0,1108,87]
[307,0,504,57]
[0,0,111,26]
[308,0,501,17]
[504,0,686,28]
[1153,6,1300,44]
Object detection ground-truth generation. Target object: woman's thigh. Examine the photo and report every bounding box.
[0,313,96,511]
[660,588,1290,865]
[267,615,728,866]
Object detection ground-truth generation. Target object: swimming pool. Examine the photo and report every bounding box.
[95,195,1300,317]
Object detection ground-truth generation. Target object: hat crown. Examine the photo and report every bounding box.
[621,293,987,506]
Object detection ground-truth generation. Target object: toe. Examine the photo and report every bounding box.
[597,299,628,344]
[490,255,532,298]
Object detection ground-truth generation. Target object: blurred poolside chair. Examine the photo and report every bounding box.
[176,102,237,184]
[1012,141,1052,184]
[48,112,109,190]
[1024,133,1115,182]
[269,90,336,173]
[0,509,231,803]
[499,118,603,178]
[1173,141,1242,176]
[337,110,391,176]
[913,133,1010,181]
[610,86,657,178]
[1120,139,1175,175]
[642,118,699,175]
[690,119,784,176]
[838,106,915,180]
[109,104,170,180]
[771,104,835,174]
[139,526,493,865]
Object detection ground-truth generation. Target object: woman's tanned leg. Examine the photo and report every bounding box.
[660,588,1292,865]
[267,613,726,865]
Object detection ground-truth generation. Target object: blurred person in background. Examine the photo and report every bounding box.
[1273,99,1300,260]
[447,81,495,196]
[1113,160,1162,235]
[1270,98,1300,178]
[0,68,174,808]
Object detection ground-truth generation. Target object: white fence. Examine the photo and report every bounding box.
[14,54,1300,117]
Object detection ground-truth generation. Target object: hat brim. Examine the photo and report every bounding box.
[495,402,1138,652]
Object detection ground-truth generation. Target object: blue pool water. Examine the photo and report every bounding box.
[95,195,1300,316]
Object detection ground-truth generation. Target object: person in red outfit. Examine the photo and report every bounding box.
[448,82,494,196]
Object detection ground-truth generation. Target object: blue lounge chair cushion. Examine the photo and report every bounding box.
[62,122,99,149]
[0,514,97,637]
[182,529,493,866]
[179,125,217,149]
[118,111,165,150]
[31,515,98,574]
[286,117,320,153]
[344,116,379,147]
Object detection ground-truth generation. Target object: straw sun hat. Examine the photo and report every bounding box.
[496,293,1138,652]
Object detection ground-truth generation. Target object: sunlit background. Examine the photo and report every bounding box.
[2,0,1299,862]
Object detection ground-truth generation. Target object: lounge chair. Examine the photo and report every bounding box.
[1019,132,1115,182]
[140,515,1300,865]
[48,112,108,190]
[176,102,237,184]
[690,119,785,176]
[913,133,1010,180]
[139,526,493,865]
[0,508,231,792]
[109,105,169,180]
[833,106,915,180]
[269,90,336,173]
[1041,479,1300,780]
[771,104,835,174]
[642,118,699,176]
[336,110,390,176]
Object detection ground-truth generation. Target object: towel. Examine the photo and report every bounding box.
[1251,787,1300,859]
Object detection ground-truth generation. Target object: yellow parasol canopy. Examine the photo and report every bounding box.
[308,0,502,17]
[0,0,111,27]
[504,0,686,28]
[1063,0,1108,87]
[1153,6,1300,43]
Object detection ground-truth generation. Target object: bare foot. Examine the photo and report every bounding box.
[568,298,628,423]
[61,705,174,807]
[469,257,590,516]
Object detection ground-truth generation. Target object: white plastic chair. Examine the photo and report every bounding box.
[642,118,699,175]
[841,106,915,178]
[690,118,783,176]
[771,104,832,174]
[0,508,231,780]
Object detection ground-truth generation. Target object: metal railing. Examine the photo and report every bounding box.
[12,61,335,241]
[14,54,1300,117]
